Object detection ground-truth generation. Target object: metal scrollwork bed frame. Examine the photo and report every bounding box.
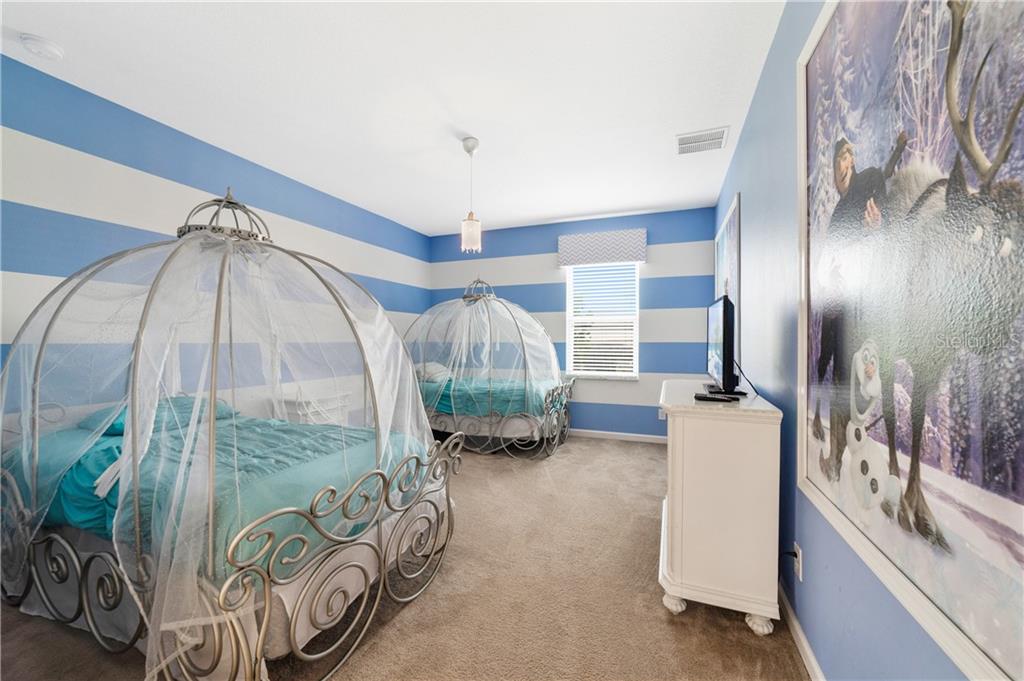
[434,378,574,458]
[3,434,464,680]
[1,191,465,680]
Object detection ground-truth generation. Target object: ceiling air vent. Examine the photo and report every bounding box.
[676,126,729,155]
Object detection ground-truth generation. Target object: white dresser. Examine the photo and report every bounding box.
[657,379,782,635]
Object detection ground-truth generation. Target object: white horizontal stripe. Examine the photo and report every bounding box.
[570,373,706,407]
[639,309,708,343]
[429,251,564,289]
[429,240,713,289]
[1,128,431,290]
[1,271,58,345]
[533,309,707,343]
[386,312,419,338]
[639,240,714,280]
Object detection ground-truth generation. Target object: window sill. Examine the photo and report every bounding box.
[566,373,640,383]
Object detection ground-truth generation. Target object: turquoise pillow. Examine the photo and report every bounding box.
[77,405,127,436]
[78,397,236,436]
[152,396,236,431]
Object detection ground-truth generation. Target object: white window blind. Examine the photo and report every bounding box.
[566,262,639,378]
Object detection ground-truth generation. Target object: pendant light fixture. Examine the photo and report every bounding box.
[460,136,482,253]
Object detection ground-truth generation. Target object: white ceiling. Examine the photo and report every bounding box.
[2,2,783,236]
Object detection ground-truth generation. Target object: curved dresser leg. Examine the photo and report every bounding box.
[662,593,686,614]
[745,613,774,636]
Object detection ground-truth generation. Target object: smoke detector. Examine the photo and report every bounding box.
[19,33,64,61]
[676,126,729,155]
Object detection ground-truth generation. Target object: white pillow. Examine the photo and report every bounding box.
[418,361,449,382]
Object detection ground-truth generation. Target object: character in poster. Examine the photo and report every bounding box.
[812,132,908,468]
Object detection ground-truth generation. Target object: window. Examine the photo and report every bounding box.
[566,262,639,378]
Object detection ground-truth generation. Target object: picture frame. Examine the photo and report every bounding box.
[714,193,740,363]
[795,2,1017,679]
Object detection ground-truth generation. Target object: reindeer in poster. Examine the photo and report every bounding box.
[815,0,1024,553]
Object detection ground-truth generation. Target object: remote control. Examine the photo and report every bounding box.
[694,393,739,402]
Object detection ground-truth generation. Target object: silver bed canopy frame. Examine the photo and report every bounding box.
[404,279,574,458]
[0,191,464,680]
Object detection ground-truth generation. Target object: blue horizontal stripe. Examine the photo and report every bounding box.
[640,275,715,309]
[638,342,706,373]
[569,402,665,437]
[0,202,430,315]
[430,208,715,262]
[1,201,166,278]
[429,282,565,313]
[349,274,430,315]
[430,275,715,313]
[553,342,706,374]
[1,56,429,261]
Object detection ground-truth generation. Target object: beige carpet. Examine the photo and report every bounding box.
[1,437,808,681]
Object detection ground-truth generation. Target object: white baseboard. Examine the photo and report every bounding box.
[779,584,825,681]
[568,428,667,444]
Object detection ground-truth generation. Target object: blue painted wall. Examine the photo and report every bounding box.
[716,3,963,679]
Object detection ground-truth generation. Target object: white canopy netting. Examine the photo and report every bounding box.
[403,279,573,457]
[0,192,462,681]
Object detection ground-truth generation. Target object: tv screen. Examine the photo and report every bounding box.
[707,295,736,392]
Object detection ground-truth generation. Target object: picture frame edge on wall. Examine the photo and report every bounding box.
[793,2,1010,680]
[715,191,741,364]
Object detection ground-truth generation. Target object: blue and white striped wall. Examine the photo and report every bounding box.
[0,56,432,369]
[2,55,712,440]
[429,210,716,439]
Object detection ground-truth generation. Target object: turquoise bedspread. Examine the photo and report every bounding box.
[20,416,422,576]
[419,377,560,417]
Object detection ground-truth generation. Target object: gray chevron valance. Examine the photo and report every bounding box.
[557,228,647,267]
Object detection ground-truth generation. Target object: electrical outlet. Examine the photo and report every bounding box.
[658,408,666,420]
[793,541,803,582]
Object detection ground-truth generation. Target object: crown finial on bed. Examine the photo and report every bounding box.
[177,189,273,242]
[462,278,496,301]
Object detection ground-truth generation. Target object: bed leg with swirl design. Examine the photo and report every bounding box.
[4,533,148,653]
[28,532,84,624]
[1,469,36,606]
[80,552,147,653]
[536,378,574,458]
[159,432,466,681]
[383,432,463,603]
[3,469,147,649]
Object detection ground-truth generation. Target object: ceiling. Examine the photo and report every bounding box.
[2,2,783,236]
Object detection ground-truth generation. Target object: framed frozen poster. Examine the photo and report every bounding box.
[715,193,740,362]
[796,1,1023,678]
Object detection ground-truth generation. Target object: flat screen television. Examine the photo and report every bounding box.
[707,295,740,394]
